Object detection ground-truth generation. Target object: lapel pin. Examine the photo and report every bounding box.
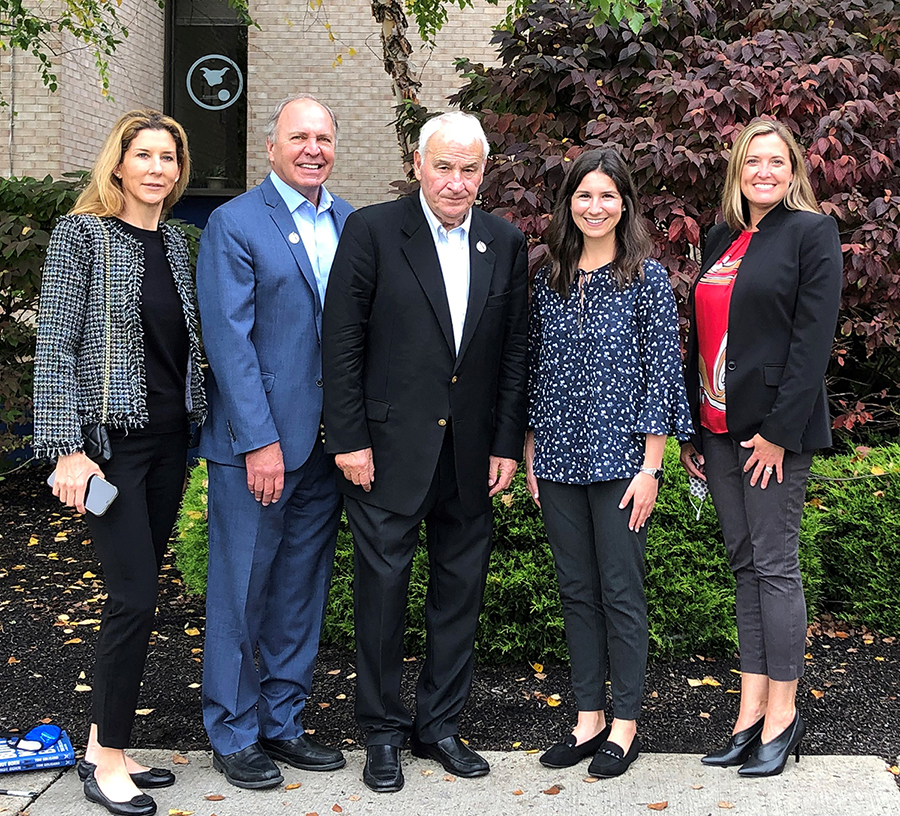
[476,240,487,254]
[289,232,300,244]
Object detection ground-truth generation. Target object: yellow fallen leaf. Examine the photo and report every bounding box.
[512,741,521,748]
[135,708,155,716]
[691,784,704,789]
[512,789,524,795]
[64,638,82,645]
[875,656,886,661]
[172,753,189,765]
[810,689,824,699]
[348,795,361,801]
[726,689,740,694]
[188,683,200,689]
[583,776,598,783]
[648,803,668,811]
[729,668,741,675]
[285,782,302,790]
[525,749,539,754]
[421,769,433,776]
[871,465,885,475]
[805,653,813,659]
[7,656,20,664]
[184,628,200,637]
[888,765,899,776]
[327,669,340,675]
[718,803,735,810]
[547,697,561,707]
[318,702,330,708]
[83,571,96,579]
[205,794,225,801]
[699,711,711,719]
[531,662,544,673]
[75,684,92,692]
[168,811,193,816]
[191,648,202,654]
[335,694,347,700]
[534,672,547,680]
[28,536,39,546]
[701,676,721,687]
[687,678,703,687]
[443,774,456,782]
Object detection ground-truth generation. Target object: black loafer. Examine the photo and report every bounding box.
[588,736,640,778]
[701,718,764,767]
[78,760,176,789]
[539,724,612,769]
[410,733,489,778]
[260,734,346,771]
[83,772,157,816]
[363,744,404,793]
[212,743,283,789]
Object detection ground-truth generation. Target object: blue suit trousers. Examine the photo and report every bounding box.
[202,442,341,754]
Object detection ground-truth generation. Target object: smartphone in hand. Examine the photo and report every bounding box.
[46,472,119,516]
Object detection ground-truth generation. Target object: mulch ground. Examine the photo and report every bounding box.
[1,466,898,773]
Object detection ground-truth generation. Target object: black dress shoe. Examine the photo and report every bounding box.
[701,718,764,767]
[260,734,346,771]
[587,736,640,778]
[539,724,612,768]
[78,760,176,788]
[410,733,489,778]
[363,745,404,793]
[83,772,157,816]
[212,743,284,789]
[738,712,805,777]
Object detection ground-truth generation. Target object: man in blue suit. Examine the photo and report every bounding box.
[197,94,353,789]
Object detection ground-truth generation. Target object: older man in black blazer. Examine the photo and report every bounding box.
[323,111,528,793]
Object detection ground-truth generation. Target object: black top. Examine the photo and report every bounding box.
[116,219,189,432]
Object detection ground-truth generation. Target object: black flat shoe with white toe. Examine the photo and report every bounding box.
[83,772,157,816]
[587,736,640,778]
[78,760,176,789]
[539,725,612,769]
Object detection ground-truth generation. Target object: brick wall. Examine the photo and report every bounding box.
[247,0,506,206]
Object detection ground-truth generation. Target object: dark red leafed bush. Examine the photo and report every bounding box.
[438,0,900,436]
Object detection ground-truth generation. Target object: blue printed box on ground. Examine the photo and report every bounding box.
[0,731,75,773]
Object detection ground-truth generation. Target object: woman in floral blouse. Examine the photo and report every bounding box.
[526,148,692,778]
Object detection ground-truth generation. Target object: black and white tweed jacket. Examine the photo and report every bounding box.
[33,214,207,459]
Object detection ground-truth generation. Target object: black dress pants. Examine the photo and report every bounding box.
[538,478,648,720]
[345,430,493,746]
[84,428,187,748]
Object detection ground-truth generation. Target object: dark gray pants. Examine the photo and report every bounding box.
[702,430,812,681]
[538,478,648,719]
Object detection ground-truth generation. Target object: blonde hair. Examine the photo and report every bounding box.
[70,110,191,217]
[721,119,819,231]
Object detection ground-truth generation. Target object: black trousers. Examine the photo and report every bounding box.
[538,478,648,720]
[702,430,812,681]
[345,430,493,746]
[84,428,187,748]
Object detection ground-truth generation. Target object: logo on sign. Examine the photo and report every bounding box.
[186,54,244,111]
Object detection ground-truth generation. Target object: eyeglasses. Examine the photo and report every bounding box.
[3,723,62,752]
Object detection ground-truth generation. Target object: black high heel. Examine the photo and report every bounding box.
[701,717,764,767]
[738,712,805,777]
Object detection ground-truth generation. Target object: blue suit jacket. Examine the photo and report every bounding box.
[197,175,354,471]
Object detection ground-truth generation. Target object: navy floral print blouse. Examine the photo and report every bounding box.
[528,259,693,484]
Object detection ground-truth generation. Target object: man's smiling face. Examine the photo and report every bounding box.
[267,98,336,205]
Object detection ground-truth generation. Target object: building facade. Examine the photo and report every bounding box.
[0,0,505,211]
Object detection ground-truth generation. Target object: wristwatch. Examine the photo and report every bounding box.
[639,466,663,480]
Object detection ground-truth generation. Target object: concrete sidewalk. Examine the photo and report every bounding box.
[3,749,898,816]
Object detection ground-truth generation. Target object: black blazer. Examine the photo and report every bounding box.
[323,193,529,516]
[685,203,843,454]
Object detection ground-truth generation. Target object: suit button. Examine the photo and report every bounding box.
[438,419,447,427]
[316,379,323,387]
[451,376,458,384]
[727,361,736,371]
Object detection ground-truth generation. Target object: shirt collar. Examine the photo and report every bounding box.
[269,170,334,215]
[419,189,471,240]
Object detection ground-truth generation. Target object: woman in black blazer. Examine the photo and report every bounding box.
[680,119,842,777]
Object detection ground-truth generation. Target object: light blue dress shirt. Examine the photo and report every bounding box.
[419,190,472,353]
[269,170,339,306]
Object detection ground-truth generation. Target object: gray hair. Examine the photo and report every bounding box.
[265,94,339,144]
[417,111,489,166]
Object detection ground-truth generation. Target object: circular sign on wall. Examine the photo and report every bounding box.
[186,54,244,111]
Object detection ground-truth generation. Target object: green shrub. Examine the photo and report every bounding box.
[172,441,900,662]
[807,444,900,633]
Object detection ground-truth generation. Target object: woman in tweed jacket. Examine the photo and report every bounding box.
[34,110,205,816]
